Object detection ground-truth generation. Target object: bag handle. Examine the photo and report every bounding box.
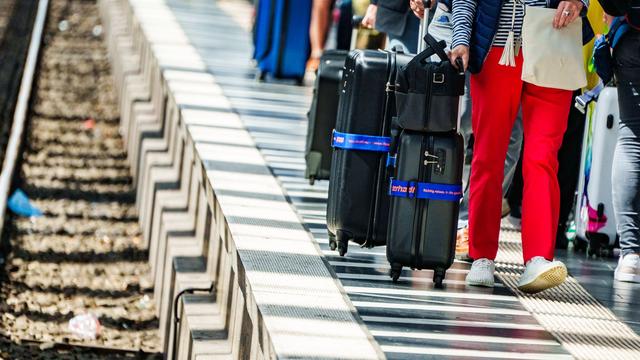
[404,35,449,72]
[423,33,450,62]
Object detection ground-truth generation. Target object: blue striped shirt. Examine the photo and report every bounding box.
[451,0,586,50]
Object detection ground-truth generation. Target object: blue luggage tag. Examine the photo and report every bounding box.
[331,130,391,152]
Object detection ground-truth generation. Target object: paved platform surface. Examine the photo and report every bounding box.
[162,0,640,358]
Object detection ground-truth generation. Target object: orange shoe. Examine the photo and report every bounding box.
[456,226,471,261]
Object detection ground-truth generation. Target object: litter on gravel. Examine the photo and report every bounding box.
[68,313,101,340]
[7,189,43,217]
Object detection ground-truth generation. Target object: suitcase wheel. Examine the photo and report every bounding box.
[337,230,349,256]
[586,233,614,258]
[390,264,402,283]
[433,269,446,289]
[573,237,588,252]
[329,235,337,251]
[309,176,315,186]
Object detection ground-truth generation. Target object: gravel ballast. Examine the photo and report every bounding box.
[0,0,162,358]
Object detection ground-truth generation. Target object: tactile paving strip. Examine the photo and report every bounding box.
[497,224,640,359]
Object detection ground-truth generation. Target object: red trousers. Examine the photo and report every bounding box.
[468,48,572,263]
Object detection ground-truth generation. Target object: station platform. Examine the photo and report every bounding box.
[99,0,640,358]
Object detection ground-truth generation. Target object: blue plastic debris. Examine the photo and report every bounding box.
[7,189,43,217]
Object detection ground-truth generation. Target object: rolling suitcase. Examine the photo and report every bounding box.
[326,49,410,255]
[385,2,465,287]
[386,132,464,287]
[305,50,348,184]
[574,86,620,256]
[253,0,312,82]
[305,13,387,185]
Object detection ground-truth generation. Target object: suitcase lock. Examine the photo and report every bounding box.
[423,150,446,175]
[423,151,439,166]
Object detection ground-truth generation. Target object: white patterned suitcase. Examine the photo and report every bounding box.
[574,86,620,256]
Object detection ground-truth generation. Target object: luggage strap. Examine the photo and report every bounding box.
[331,130,391,152]
[575,81,605,114]
[389,179,463,201]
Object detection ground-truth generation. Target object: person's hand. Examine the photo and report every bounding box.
[553,0,583,29]
[410,0,436,19]
[449,45,469,71]
[362,4,377,29]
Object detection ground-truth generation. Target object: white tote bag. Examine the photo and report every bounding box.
[521,6,587,90]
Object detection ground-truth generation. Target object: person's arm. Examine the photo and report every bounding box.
[451,0,477,50]
[597,0,629,16]
[362,3,378,28]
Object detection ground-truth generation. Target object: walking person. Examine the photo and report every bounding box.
[362,0,425,53]
[413,0,524,260]
[598,0,640,283]
[446,0,587,293]
[308,0,335,71]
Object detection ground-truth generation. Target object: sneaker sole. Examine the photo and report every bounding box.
[518,265,567,294]
[466,278,495,287]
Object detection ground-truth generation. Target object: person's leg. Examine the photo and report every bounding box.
[516,81,572,293]
[612,31,640,282]
[612,121,640,255]
[387,12,419,53]
[520,83,572,263]
[555,90,586,249]
[458,73,472,223]
[308,0,334,69]
[503,112,523,196]
[507,145,525,222]
[467,48,522,262]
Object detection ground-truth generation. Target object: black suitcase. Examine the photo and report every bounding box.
[326,49,409,256]
[305,50,348,184]
[386,131,464,288]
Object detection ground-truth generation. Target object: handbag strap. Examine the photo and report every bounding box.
[404,35,449,73]
[423,34,449,62]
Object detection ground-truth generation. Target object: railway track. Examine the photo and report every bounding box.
[0,0,162,358]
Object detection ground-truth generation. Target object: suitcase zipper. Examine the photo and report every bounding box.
[413,135,434,268]
[328,51,357,231]
[366,51,395,247]
[412,135,425,267]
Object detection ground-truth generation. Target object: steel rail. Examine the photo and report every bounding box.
[0,0,49,235]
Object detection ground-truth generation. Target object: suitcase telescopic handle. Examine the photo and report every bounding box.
[352,15,365,28]
[417,0,433,53]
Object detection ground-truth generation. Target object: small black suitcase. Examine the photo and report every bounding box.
[326,49,410,255]
[305,50,348,184]
[386,131,464,287]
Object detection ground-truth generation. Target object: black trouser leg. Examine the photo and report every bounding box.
[555,90,586,249]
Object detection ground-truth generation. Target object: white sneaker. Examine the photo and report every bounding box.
[614,254,640,283]
[517,256,567,294]
[466,258,495,287]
